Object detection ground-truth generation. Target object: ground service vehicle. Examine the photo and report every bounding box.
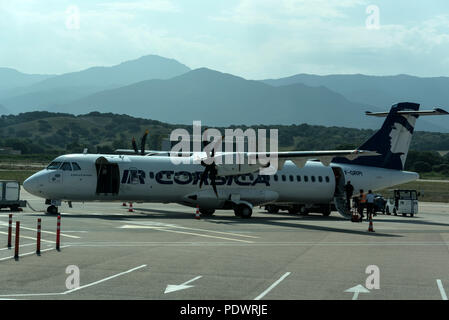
[0,180,26,212]
[385,189,418,217]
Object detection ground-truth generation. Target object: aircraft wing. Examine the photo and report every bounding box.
[247,149,379,168]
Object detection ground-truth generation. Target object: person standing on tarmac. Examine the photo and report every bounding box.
[358,189,366,221]
[344,181,354,210]
[366,190,375,219]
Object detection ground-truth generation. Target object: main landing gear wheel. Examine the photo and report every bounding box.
[266,205,279,214]
[199,209,215,217]
[47,205,58,215]
[234,204,253,219]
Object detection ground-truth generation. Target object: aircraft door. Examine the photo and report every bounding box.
[95,157,120,195]
[331,167,346,197]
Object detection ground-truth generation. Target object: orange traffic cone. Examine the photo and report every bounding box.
[128,202,134,213]
[195,205,200,220]
[368,215,375,232]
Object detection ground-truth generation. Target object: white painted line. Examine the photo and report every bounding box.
[0,221,80,239]
[0,264,147,297]
[0,231,53,243]
[164,276,202,294]
[65,264,147,294]
[125,221,259,239]
[156,228,254,243]
[119,225,253,243]
[437,279,448,300]
[0,243,34,251]
[254,272,291,300]
[0,245,70,262]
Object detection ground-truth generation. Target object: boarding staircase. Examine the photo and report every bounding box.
[333,178,352,219]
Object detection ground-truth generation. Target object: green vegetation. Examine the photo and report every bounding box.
[1,111,449,180]
[0,170,39,184]
[378,180,449,203]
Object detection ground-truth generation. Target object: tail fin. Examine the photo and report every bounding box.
[333,102,448,170]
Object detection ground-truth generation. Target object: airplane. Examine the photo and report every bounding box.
[23,102,448,218]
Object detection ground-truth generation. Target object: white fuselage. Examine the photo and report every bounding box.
[23,154,419,210]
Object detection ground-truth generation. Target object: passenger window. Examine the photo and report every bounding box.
[274,175,278,181]
[311,176,316,182]
[281,175,286,182]
[296,175,301,182]
[61,162,72,171]
[289,175,294,182]
[71,162,81,171]
[318,176,323,182]
[325,176,330,183]
[304,176,309,182]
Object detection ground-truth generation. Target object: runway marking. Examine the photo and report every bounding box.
[124,221,260,239]
[254,272,291,300]
[155,228,254,243]
[65,264,147,294]
[0,245,69,262]
[436,279,448,300]
[61,241,449,248]
[0,264,147,297]
[0,231,53,243]
[0,221,80,239]
[0,243,35,251]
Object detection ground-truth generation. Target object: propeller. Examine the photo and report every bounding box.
[199,130,223,197]
[132,129,149,155]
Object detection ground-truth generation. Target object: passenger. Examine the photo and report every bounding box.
[358,189,366,221]
[344,181,354,210]
[366,190,375,219]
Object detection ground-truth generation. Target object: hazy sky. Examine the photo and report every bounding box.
[2,0,449,79]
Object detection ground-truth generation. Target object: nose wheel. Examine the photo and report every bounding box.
[47,205,59,215]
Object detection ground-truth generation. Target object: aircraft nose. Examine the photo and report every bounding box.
[23,172,43,196]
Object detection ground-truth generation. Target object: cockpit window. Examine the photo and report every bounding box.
[47,162,62,170]
[61,162,72,171]
[72,162,81,171]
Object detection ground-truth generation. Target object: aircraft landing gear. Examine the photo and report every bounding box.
[199,209,215,216]
[234,204,253,219]
[47,205,58,215]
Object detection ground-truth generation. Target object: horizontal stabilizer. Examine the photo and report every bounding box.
[366,108,449,117]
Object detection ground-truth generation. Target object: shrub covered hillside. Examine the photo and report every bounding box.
[1,111,449,178]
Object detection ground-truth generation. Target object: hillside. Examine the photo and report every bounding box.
[0,55,191,113]
[54,68,380,129]
[0,111,449,178]
[262,73,449,132]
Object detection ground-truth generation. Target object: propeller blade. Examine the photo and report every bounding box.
[199,165,211,189]
[140,129,149,155]
[210,166,218,197]
[132,137,139,154]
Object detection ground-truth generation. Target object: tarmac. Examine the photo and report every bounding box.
[0,190,448,300]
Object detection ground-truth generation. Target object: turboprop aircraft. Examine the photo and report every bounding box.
[23,102,447,218]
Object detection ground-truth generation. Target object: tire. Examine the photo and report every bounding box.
[199,209,215,216]
[393,209,397,216]
[410,213,414,217]
[266,205,279,214]
[47,205,58,215]
[299,207,309,216]
[236,204,252,219]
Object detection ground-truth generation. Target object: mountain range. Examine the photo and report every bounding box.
[1,55,448,132]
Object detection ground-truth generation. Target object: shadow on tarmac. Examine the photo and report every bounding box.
[34,207,404,238]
